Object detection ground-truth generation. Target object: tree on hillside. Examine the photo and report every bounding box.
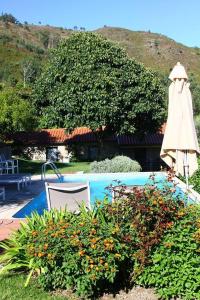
[20,58,41,87]
[0,85,38,136]
[0,13,18,24]
[34,32,166,135]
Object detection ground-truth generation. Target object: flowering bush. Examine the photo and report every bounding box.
[0,173,186,297]
[137,205,200,300]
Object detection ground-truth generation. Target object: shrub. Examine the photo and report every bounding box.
[0,174,185,298]
[90,155,141,173]
[189,157,200,193]
[137,205,200,300]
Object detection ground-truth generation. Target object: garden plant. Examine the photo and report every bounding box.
[0,172,199,299]
[90,155,141,173]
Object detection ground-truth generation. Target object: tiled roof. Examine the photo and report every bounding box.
[9,126,164,146]
[9,128,69,145]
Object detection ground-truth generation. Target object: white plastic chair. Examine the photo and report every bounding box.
[0,155,18,174]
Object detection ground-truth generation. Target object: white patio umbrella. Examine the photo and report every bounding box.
[160,62,200,188]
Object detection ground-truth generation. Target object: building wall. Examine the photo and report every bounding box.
[21,145,70,162]
[23,146,46,161]
[57,145,69,162]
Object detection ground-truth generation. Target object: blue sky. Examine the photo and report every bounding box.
[1,0,200,47]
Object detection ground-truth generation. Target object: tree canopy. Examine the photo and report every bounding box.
[0,84,37,136]
[34,32,166,134]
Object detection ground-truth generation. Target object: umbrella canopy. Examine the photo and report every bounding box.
[160,62,200,177]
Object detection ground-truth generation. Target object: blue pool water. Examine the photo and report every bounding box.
[13,172,170,218]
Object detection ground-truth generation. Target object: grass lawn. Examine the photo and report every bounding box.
[0,274,68,300]
[18,159,90,175]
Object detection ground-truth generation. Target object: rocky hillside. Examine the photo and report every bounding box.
[1,20,200,83]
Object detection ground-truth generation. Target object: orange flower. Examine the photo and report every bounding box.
[164,242,174,248]
[90,237,99,244]
[92,218,98,225]
[31,231,38,237]
[166,222,173,228]
[43,243,48,250]
[90,228,97,235]
[38,252,45,257]
[79,250,85,256]
[99,259,104,264]
[62,223,69,228]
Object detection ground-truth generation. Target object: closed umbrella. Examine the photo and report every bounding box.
[160,62,200,188]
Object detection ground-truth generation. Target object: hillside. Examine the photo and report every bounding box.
[1,20,200,83]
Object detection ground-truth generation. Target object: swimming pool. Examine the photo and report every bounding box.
[13,172,179,218]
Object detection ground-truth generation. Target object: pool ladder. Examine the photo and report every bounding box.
[41,160,63,182]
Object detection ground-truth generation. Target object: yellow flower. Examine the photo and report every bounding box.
[114,253,121,259]
[104,263,109,269]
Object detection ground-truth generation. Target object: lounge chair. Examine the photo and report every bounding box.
[0,173,31,191]
[45,182,91,212]
[0,187,5,200]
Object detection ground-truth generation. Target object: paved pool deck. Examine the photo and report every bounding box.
[0,174,60,241]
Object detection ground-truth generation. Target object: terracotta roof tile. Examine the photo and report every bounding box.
[9,126,164,146]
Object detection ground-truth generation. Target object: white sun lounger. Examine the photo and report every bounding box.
[45,182,91,212]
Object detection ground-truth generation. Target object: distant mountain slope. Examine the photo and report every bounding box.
[1,21,200,83]
[97,27,200,81]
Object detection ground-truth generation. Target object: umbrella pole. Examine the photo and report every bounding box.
[184,150,189,190]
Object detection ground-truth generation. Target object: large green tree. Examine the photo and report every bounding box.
[0,84,37,136]
[34,32,165,134]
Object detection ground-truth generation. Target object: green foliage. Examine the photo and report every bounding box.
[0,175,184,298]
[0,274,66,300]
[17,159,90,175]
[0,85,37,135]
[90,155,141,173]
[137,205,200,300]
[189,73,200,115]
[189,157,200,193]
[20,57,42,87]
[39,30,50,48]
[34,32,165,134]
